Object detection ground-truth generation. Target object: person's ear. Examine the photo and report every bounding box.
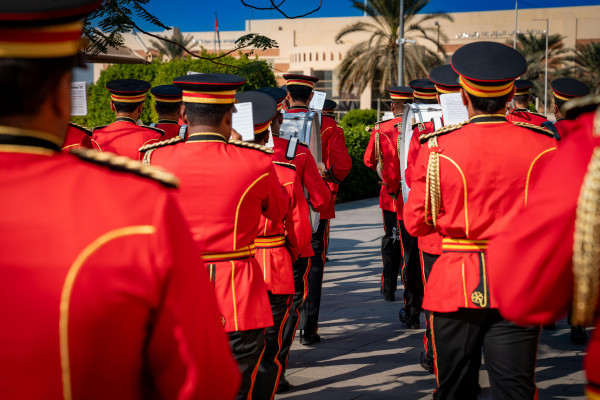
[277,113,283,123]
[181,105,189,124]
[308,92,314,102]
[460,88,469,106]
[110,100,116,112]
[137,102,144,115]
[52,70,72,122]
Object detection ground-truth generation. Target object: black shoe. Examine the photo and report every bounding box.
[299,330,321,345]
[383,292,395,302]
[399,308,420,329]
[276,376,293,393]
[570,326,588,345]
[325,256,330,262]
[419,352,434,373]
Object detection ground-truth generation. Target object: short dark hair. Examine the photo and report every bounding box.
[554,96,567,111]
[253,130,269,144]
[113,101,143,113]
[184,102,234,126]
[0,56,79,117]
[287,85,312,102]
[155,101,181,115]
[414,98,438,105]
[513,94,530,107]
[467,92,512,114]
[391,99,411,110]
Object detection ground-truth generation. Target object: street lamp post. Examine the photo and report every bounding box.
[435,21,440,53]
[398,0,404,86]
[513,0,519,49]
[534,18,549,116]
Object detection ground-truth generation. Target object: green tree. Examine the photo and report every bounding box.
[150,28,197,60]
[335,0,452,97]
[565,42,600,95]
[511,32,568,99]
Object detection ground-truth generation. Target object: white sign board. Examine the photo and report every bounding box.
[440,93,469,126]
[308,90,327,110]
[71,81,88,116]
[232,102,254,141]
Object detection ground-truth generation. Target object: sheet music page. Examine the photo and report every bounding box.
[308,91,326,110]
[440,93,469,125]
[71,82,87,116]
[232,102,254,141]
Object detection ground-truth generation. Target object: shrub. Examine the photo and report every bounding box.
[71,52,276,127]
[337,123,380,202]
[341,109,378,128]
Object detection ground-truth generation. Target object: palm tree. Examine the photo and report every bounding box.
[565,42,600,95]
[335,0,452,97]
[511,32,567,100]
[150,28,197,60]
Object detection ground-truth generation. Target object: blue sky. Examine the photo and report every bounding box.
[137,0,599,32]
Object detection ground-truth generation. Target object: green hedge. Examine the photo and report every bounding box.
[72,51,276,128]
[340,109,378,128]
[337,122,380,202]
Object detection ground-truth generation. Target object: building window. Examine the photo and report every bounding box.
[313,70,333,98]
[316,53,319,61]
[309,53,312,61]
[339,52,342,60]
[303,53,306,62]
[330,52,334,61]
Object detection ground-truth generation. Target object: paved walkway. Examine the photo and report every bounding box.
[278,197,588,400]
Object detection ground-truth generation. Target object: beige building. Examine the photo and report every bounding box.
[110,5,600,111]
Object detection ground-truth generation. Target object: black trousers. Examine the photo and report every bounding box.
[399,220,423,321]
[278,256,311,376]
[229,328,266,400]
[253,292,292,400]
[421,251,439,365]
[381,210,402,298]
[431,309,540,400]
[299,219,330,334]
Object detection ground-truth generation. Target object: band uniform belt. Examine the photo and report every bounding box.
[254,235,286,249]
[442,238,489,253]
[201,244,256,262]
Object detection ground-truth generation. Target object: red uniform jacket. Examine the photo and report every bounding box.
[506,108,548,126]
[554,118,571,141]
[405,121,442,255]
[256,162,312,294]
[62,123,93,152]
[272,135,332,258]
[145,133,289,332]
[0,127,240,400]
[379,118,409,220]
[156,119,182,140]
[364,117,401,213]
[320,114,352,219]
[403,114,557,312]
[487,111,600,393]
[92,117,163,161]
[287,106,351,219]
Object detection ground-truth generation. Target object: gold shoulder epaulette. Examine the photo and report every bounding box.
[229,140,274,154]
[139,136,183,152]
[69,148,179,188]
[511,121,554,138]
[68,122,92,136]
[274,161,297,171]
[92,124,109,131]
[562,94,600,120]
[141,125,165,135]
[529,111,547,119]
[419,122,466,144]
